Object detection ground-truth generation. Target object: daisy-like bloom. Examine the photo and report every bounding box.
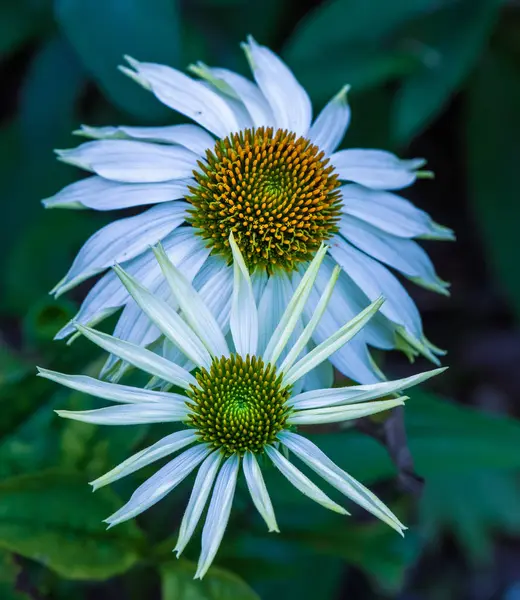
[44,37,453,384]
[38,238,445,578]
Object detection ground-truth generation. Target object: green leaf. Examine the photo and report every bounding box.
[466,48,520,319]
[55,0,180,120]
[392,0,501,144]
[421,469,520,563]
[0,470,145,580]
[0,551,27,600]
[406,391,520,474]
[161,559,260,600]
[283,0,448,103]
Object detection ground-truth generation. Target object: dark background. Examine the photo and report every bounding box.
[1,0,519,599]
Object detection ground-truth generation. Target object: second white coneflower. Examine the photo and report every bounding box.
[38,235,444,578]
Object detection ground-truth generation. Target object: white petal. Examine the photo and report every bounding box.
[153,245,229,358]
[291,367,446,409]
[302,355,334,392]
[174,451,223,556]
[329,236,422,339]
[243,452,278,532]
[229,234,258,356]
[265,446,347,515]
[279,432,405,533]
[243,37,312,137]
[90,430,197,491]
[196,455,240,579]
[43,176,192,211]
[56,401,190,425]
[284,297,384,386]
[105,444,210,527]
[194,258,234,332]
[190,63,275,129]
[114,265,212,369]
[37,367,187,404]
[330,149,425,190]
[121,57,240,138]
[56,228,203,339]
[57,140,198,183]
[288,397,407,425]
[76,324,197,390]
[340,184,454,240]
[75,123,214,156]
[309,86,350,155]
[264,244,327,366]
[53,202,188,296]
[279,261,340,375]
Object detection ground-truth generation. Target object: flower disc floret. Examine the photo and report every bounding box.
[188,127,342,272]
[187,354,292,455]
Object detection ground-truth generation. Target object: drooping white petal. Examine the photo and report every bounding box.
[190,63,275,129]
[288,397,407,425]
[56,401,190,425]
[196,455,240,579]
[265,446,347,515]
[75,123,214,156]
[43,176,192,211]
[153,245,229,358]
[340,184,455,240]
[56,228,203,339]
[56,140,198,183]
[330,149,425,190]
[229,234,258,356]
[174,451,223,556]
[75,324,197,390]
[329,236,423,340]
[121,57,241,138]
[194,257,234,332]
[291,367,447,410]
[113,265,212,369]
[243,452,278,532]
[339,215,449,295]
[279,262,340,375]
[309,86,350,155]
[301,353,334,392]
[53,202,188,296]
[105,444,210,527]
[243,36,312,137]
[264,244,327,365]
[36,367,188,404]
[90,430,197,491]
[279,432,406,534]
[284,296,384,386]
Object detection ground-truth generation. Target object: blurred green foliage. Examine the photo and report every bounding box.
[1,0,519,598]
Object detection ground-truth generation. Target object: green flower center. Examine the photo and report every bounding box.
[187,127,341,273]
[186,354,292,455]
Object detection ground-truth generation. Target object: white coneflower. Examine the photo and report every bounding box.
[38,237,444,578]
[44,37,453,384]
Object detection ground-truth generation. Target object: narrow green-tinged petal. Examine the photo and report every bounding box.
[280,432,406,534]
[174,451,223,556]
[264,244,328,365]
[105,444,210,528]
[37,367,186,404]
[279,265,340,374]
[153,244,229,358]
[90,431,197,491]
[265,446,348,516]
[75,324,197,390]
[288,397,407,425]
[229,234,258,356]
[290,367,446,410]
[113,264,211,369]
[284,296,385,386]
[195,455,240,579]
[56,402,189,425]
[243,452,278,532]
